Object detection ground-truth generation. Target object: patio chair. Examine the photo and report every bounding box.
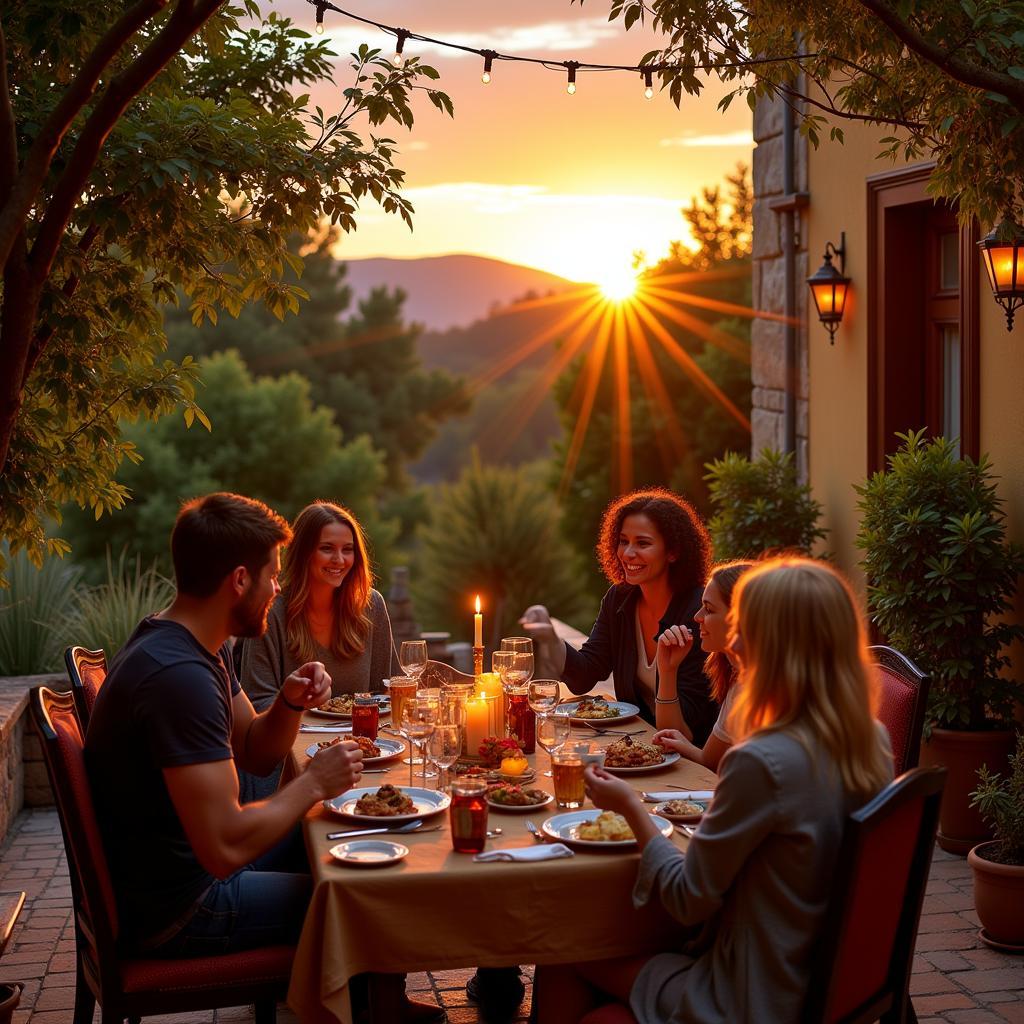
[29,685,294,1024]
[578,766,946,1024]
[870,645,931,776]
[63,646,107,729]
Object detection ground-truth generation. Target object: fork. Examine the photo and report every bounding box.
[524,820,546,843]
[580,725,646,737]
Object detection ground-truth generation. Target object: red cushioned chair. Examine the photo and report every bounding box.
[30,685,294,1024]
[803,765,946,1023]
[64,646,107,730]
[579,766,946,1024]
[870,645,931,776]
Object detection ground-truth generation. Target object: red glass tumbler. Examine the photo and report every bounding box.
[505,691,536,754]
[450,778,489,853]
[351,694,379,740]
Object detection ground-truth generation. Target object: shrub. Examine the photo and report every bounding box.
[856,430,1024,730]
[0,545,81,675]
[704,448,826,559]
[971,733,1024,865]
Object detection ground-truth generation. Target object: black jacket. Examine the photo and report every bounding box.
[562,583,718,747]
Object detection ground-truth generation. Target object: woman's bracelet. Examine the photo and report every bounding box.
[279,693,305,713]
[655,696,678,705]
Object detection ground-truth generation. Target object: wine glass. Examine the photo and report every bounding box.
[528,680,561,716]
[500,637,533,655]
[536,713,571,778]
[428,724,462,792]
[401,697,437,787]
[505,650,534,688]
[399,640,428,683]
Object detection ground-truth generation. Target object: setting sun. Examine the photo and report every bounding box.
[596,266,640,302]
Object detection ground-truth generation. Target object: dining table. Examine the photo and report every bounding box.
[285,700,718,1024]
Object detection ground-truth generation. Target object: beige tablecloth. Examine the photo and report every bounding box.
[287,715,717,1024]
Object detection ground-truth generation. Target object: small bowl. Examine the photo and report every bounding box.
[329,839,409,868]
[654,799,707,825]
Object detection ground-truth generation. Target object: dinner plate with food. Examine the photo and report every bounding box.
[654,798,708,824]
[601,736,681,774]
[305,735,405,765]
[324,784,450,823]
[309,693,391,720]
[542,809,673,849]
[553,696,640,725]
[485,783,555,813]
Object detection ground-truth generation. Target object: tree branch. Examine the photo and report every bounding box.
[856,0,1024,111]
[0,21,17,201]
[0,0,169,272]
[28,0,226,287]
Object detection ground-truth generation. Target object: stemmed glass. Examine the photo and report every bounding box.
[428,724,462,792]
[528,680,561,717]
[500,636,534,687]
[536,713,571,778]
[401,697,437,788]
[399,640,428,684]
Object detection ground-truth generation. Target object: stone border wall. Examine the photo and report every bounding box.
[751,95,810,479]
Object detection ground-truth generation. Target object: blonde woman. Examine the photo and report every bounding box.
[535,558,893,1024]
[652,561,752,772]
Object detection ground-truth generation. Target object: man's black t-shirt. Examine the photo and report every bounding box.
[84,616,241,949]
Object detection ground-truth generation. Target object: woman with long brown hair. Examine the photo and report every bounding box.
[240,501,398,711]
[653,560,752,772]
[534,557,893,1024]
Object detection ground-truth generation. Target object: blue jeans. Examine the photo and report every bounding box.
[155,826,311,957]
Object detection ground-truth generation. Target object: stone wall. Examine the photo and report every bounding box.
[751,94,810,479]
[0,673,65,844]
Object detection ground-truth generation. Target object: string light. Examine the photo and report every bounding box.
[393,28,408,67]
[306,0,817,100]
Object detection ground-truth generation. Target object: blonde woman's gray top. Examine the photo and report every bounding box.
[239,591,399,712]
[630,728,891,1024]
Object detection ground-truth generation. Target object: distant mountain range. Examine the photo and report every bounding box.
[340,253,577,332]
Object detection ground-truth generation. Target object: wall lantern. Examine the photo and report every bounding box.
[806,232,850,344]
[978,217,1024,332]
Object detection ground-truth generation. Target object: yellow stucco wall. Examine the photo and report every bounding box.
[805,132,1024,589]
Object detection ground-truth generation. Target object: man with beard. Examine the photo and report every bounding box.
[85,491,364,957]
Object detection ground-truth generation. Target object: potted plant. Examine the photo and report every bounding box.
[856,429,1024,853]
[968,733,1024,948]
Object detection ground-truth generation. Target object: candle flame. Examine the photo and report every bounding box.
[475,595,481,613]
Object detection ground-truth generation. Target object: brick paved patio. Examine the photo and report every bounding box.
[0,807,1019,1023]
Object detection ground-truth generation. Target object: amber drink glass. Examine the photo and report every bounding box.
[552,750,585,809]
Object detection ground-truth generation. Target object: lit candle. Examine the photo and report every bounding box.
[476,671,504,734]
[465,692,489,758]
[474,594,483,647]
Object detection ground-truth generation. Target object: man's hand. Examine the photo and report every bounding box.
[583,764,642,817]
[306,740,364,800]
[281,661,332,710]
[520,604,558,647]
[655,624,694,676]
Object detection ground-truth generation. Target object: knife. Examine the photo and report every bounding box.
[326,824,442,840]
[642,790,714,803]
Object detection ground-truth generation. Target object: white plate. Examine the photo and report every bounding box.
[329,839,409,868]
[554,700,640,725]
[309,695,391,720]
[305,737,405,765]
[601,750,682,775]
[542,809,673,849]
[324,786,450,823]
[654,799,708,823]
[485,790,555,814]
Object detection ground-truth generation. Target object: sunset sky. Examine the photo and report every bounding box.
[274,0,754,284]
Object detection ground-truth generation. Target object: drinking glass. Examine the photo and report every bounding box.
[500,637,533,655]
[450,778,489,854]
[386,675,419,765]
[401,698,437,787]
[399,640,428,683]
[428,724,462,792]
[536,713,571,778]
[552,749,585,809]
[528,680,561,716]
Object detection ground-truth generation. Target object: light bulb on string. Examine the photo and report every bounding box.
[643,69,654,99]
[566,61,578,96]
[481,51,494,84]
[393,29,408,67]
[314,2,325,34]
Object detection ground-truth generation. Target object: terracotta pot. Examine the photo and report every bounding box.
[920,728,1015,855]
[969,841,1024,946]
[0,982,22,1024]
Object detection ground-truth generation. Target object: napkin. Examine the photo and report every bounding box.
[644,790,714,803]
[473,843,574,863]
